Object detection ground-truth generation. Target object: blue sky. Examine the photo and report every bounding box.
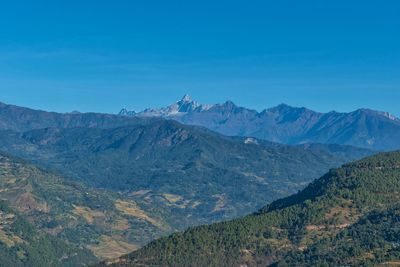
[0,1,399,115]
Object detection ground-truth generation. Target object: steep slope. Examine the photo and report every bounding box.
[102,151,400,267]
[0,152,181,261]
[0,200,95,267]
[0,120,373,224]
[280,205,400,266]
[120,95,400,150]
[0,101,155,132]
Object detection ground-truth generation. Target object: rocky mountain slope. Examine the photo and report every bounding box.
[101,151,400,267]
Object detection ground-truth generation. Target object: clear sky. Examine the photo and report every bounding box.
[0,1,399,115]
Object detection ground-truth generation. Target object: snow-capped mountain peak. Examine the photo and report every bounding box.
[180,94,192,103]
[119,95,213,118]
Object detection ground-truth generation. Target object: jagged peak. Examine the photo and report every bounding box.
[180,94,192,102]
[118,108,136,116]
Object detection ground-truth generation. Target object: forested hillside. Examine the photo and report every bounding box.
[0,152,172,261]
[0,200,96,267]
[102,151,400,267]
[0,120,373,223]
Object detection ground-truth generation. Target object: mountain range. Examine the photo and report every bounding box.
[101,151,400,267]
[119,95,400,151]
[0,99,396,266]
[0,100,377,265]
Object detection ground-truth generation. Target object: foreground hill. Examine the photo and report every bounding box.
[102,151,400,267]
[0,152,180,262]
[0,200,95,267]
[0,120,373,224]
[120,95,400,151]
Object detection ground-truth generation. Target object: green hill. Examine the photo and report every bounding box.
[0,152,175,261]
[0,199,95,267]
[280,205,400,266]
[0,120,373,224]
[101,151,400,267]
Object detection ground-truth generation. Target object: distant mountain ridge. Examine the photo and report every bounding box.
[0,101,158,132]
[119,95,400,151]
